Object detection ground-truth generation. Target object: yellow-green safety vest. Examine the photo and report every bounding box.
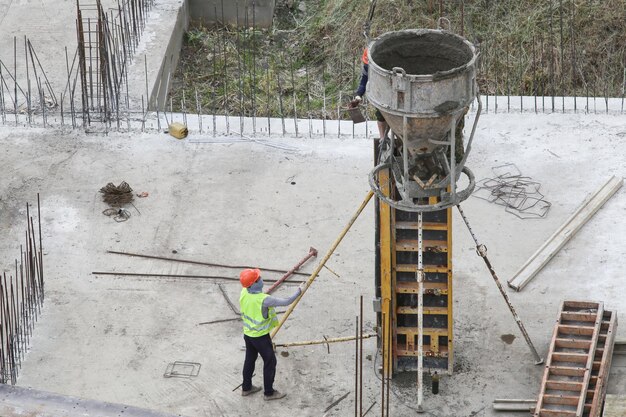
[240,288,278,337]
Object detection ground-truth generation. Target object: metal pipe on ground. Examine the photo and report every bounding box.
[91,271,304,284]
[106,250,310,277]
[199,310,287,326]
[218,283,239,315]
[274,334,376,348]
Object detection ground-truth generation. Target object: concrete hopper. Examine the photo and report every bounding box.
[367,29,481,212]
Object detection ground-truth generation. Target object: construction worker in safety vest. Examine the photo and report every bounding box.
[349,48,389,141]
[239,268,303,400]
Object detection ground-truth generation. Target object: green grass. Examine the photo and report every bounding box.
[169,0,626,117]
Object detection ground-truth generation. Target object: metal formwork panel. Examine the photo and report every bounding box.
[377,195,453,374]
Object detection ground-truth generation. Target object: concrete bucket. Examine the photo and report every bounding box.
[367,29,481,212]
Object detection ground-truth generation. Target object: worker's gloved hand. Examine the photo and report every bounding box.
[349,96,362,108]
[298,282,307,294]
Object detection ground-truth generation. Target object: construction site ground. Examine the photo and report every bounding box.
[0,110,625,416]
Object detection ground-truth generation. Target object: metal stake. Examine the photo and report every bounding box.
[457,205,543,365]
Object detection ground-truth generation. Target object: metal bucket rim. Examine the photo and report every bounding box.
[368,29,477,81]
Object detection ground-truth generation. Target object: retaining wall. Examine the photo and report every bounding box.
[188,0,275,28]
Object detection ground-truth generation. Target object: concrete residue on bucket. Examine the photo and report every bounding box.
[370,30,473,76]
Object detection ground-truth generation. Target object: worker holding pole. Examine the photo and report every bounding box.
[239,268,303,400]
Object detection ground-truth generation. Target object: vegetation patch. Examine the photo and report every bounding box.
[169,0,626,117]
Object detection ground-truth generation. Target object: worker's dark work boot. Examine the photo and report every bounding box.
[241,386,262,397]
[264,390,287,401]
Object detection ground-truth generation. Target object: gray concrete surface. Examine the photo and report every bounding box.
[0,111,625,416]
[187,0,275,28]
[604,394,626,417]
[0,385,184,416]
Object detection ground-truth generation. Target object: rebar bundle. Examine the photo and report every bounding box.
[76,0,154,124]
[99,181,134,206]
[0,195,45,385]
[473,164,552,219]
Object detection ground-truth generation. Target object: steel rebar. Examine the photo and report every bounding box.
[265,247,317,295]
[106,250,310,276]
[91,271,303,283]
[457,205,543,365]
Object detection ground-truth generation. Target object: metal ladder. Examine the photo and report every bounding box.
[534,301,605,417]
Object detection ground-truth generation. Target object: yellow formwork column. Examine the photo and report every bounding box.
[378,166,394,379]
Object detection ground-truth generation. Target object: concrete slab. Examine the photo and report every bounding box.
[0,110,625,416]
[604,394,626,417]
[0,384,184,416]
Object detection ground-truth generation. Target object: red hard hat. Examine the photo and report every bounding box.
[240,268,261,288]
[361,48,369,65]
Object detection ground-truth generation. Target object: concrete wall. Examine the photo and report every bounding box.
[187,0,275,28]
[150,0,190,110]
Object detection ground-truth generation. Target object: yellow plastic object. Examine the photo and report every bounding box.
[168,122,188,139]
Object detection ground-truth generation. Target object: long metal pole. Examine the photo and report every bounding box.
[385,308,391,417]
[270,191,374,339]
[354,316,359,417]
[380,312,385,417]
[456,205,543,364]
[91,271,303,283]
[37,194,43,298]
[13,36,18,125]
[274,333,375,348]
[359,294,364,417]
[417,212,424,413]
[265,247,318,294]
[106,250,310,277]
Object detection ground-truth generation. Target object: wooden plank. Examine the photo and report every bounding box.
[535,301,566,416]
[396,347,449,358]
[545,380,584,391]
[395,221,448,231]
[575,303,604,416]
[507,176,623,291]
[551,352,591,364]
[538,409,577,417]
[555,338,592,350]
[564,301,603,310]
[395,264,448,273]
[395,327,448,336]
[543,395,580,406]
[558,325,595,336]
[549,366,586,377]
[397,306,448,315]
[396,281,448,294]
[492,399,536,412]
[561,312,600,322]
[396,239,448,252]
[588,312,617,417]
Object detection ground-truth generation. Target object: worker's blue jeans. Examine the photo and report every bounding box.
[242,334,276,396]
